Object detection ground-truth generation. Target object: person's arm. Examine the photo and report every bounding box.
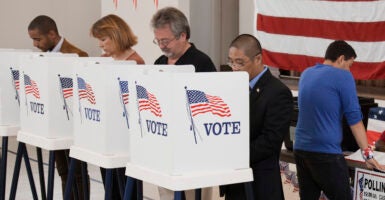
[351,121,385,170]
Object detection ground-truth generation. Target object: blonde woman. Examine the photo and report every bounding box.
[91,14,144,63]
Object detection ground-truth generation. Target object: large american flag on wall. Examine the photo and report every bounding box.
[255,0,385,80]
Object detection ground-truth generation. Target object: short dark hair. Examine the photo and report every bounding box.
[229,34,262,59]
[324,40,357,62]
[151,7,190,39]
[28,15,58,35]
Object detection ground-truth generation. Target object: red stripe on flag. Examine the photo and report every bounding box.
[63,88,73,99]
[262,49,385,80]
[366,130,382,146]
[154,0,158,9]
[122,93,129,104]
[15,81,20,90]
[257,14,385,42]
[321,0,378,1]
[113,0,118,9]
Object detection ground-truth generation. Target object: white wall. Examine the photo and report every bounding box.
[239,0,255,35]
[103,0,240,68]
[0,0,101,56]
[189,0,220,67]
[0,0,249,66]
[102,0,195,65]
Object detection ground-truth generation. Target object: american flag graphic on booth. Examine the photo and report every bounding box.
[366,107,385,145]
[24,74,40,99]
[119,80,129,105]
[11,69,20,90]
[60,77,73,99]
[186,90,231,117]
[136,85,162,117]
[77,77,96,104]
[358,174,364,200]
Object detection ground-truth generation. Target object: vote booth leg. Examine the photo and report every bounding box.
[174,191,185,200]
[244,182,255,200]
[0,136,12,200]
[104,169,113,200]
[64,157,82,200]
[81,161,90,200]
[195,189,202,200]
[122,176,142,200]
[0,137,9,200]
[136,179,143,199]
[9,142,38,200]
[36,147,47,200]
[116,168,126,198]
[47,151,56,200]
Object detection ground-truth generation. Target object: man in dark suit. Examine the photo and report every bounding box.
[222,34,293,200]
[27,15,89,200]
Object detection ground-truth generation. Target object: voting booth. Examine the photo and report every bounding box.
[19,54,78,140]
[0,51,34,128]
[366,107,385,145]
[18,55,113,146]
[71,63,195,167]
[128,72,250,175]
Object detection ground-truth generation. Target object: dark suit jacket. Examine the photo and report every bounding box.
[223,69,293,200]
[60,39,88,57]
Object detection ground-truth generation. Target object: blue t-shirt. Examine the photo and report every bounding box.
[294,64,362,154]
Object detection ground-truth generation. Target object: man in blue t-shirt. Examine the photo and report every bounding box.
[294,40,384,200]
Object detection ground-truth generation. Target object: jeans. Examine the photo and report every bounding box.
[294,150,352,200]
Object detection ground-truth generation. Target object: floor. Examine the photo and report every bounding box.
[1,136,300,200]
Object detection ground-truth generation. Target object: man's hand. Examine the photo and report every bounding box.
[365,158,385,171]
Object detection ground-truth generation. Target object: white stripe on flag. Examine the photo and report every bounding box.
[368,119,385,133]
[257,31,385,63]
[256,0,385,22]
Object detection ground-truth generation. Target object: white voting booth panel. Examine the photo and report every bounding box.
[0,51,30,127]
[18,55,113,142]
[72,63,194,167]
[0,51,35,135]
[129,72,249,175]
[73,61,136,158]
[19,54,78,140]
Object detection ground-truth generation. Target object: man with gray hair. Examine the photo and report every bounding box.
[152,6,216,72]
[151,6,216,200]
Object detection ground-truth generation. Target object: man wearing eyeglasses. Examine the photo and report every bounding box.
[151,7,216,72]
[151,6,217,200]
[221,34,293,200]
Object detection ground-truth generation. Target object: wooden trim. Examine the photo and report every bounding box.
[280,76,385,100]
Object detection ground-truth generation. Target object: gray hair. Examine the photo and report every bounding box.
[151,7,190,39]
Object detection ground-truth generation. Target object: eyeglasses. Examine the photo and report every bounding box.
[227,59,250,69]
[227,52,261,69]
[153,37,176,47]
